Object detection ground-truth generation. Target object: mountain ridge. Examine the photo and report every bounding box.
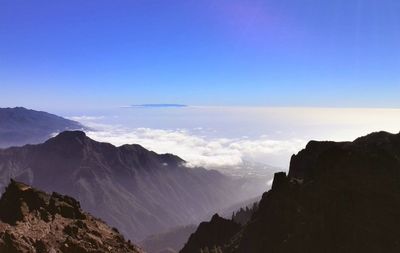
[0,107,85,148]
[0,131,259,241]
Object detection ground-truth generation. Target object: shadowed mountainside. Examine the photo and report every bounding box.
[0,180,143,253]
[180,214,240,253]
[0,131,261,241]
[180,131,400,253]
[0,107,84,148]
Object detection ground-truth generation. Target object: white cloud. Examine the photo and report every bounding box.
[67,107,400,169]
[68,116,105,121]
[76,117,305,168]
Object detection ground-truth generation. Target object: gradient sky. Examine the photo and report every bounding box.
[1,0,400,109]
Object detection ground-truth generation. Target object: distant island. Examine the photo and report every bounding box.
[129,104,188,108]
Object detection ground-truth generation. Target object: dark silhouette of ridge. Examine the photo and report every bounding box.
[180,131,400,253]
[180,214,240,253]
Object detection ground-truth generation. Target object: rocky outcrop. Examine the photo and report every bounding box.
[0,180,143,253]
[180,131,400,253]
[180,214,240,253]
[0,180,85,225]
[231,202,258,226]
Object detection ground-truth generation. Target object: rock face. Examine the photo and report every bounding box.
[0,180,85,225]
[180,131,400,253]
[0,107,84,148]
[0,180,143,253]
[180,214,240,253]
[231,202,258,226]
[0,131,255,240]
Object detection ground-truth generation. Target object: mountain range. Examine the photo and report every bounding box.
[1,106,400,252]
[0,130,264,241]
[0,107,84,148]
[180,131,400,253]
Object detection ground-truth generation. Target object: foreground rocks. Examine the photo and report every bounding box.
[0,180,143,253]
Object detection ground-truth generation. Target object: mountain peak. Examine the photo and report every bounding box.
[211,213,221,222]
[8,178,31,191]
[46,131,89,146]
[9,106,28,110]
[55,130,87,140]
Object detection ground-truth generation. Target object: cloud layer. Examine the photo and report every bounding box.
[68,106,400,169]
[70,116,305,168]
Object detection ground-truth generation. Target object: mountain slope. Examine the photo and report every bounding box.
[0,107,84,148]
[0,180,143,253]
[180,131,400,253]
[0,131,257,240]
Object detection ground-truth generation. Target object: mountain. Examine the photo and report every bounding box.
[0,180,143,253]
[180,131,400,253]
[140,225,197,253]
[0,131,260,241]
[0,107,84,148]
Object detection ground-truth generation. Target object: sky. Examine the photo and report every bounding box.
[1,0,400,109]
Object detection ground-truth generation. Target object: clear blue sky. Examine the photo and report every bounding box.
[1,0,399,109]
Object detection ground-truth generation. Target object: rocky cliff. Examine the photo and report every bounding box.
[0,180,143,253]
[180,131,400,253]
[180,214,240,253]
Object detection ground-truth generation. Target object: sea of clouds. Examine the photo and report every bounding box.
[70,115,305,168]
[68,106,400,169]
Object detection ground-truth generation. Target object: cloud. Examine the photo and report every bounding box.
[127,104,188,108]
[68,116,105,121]
[76,116,305,168]
[68,107,400,169]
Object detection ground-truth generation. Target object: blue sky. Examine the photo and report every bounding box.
[1,0,400,109]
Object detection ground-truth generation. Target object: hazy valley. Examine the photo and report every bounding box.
[0,107,272,252]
